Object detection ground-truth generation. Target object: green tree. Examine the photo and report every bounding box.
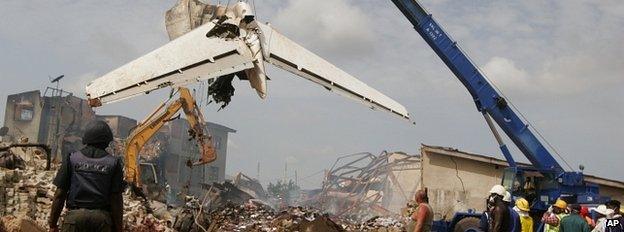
[267,180,300,205]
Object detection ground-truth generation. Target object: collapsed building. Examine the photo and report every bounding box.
[314,145,624,222]
[133,118,236,206]
[314,151,421,220]
[2,89,96,160]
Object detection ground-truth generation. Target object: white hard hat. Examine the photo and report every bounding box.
[503,191,512,202]
[489,185,506,196]
[592,205,615,217]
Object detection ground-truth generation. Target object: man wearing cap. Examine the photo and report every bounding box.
[503,191,521,232]
[514,198,533,232]
[542,198,569,232]
[592,204,617,232]
[486,185,511,232]
[560,204,590,232]
[48,120,124,232]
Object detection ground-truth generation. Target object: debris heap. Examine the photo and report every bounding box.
[0,144,56,230]
[123,194,173,232]
[171,194,407,232]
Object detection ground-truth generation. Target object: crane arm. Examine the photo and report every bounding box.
[390,0,563,172]
[124,87,215,187]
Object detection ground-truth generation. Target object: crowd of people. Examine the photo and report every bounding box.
[403,184,623,232]
[480,184,623,232]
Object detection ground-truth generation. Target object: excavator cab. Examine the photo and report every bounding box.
[139,163,167,202]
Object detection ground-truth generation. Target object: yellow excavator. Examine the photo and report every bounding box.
[124,87,216,197]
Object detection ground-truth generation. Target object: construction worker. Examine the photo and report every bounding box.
[592,204,617,232]
[48,120,124,232]
[581,206,597,229]
[487,185,511,232]
[560,204,590,232]
[503,191,522,232]
[514,198,533,232]
[607,200,622,219]
[607,200,624,232]
[406,189,433,232]
[542,198,569,232]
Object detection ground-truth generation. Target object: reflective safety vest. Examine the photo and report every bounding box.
[545,213,568,232]
[519,215,533,232]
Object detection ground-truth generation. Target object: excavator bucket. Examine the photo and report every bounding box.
[197,136,217,165]
[186,135,216,167]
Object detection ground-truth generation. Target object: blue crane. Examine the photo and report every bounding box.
[389,0,609,230]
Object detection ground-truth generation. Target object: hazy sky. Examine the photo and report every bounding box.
[1,0,622,188]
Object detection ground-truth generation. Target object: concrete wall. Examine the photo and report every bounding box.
[97,115,137,139]
[163,118,234,197]
[420,145,624,220]
[383,152,421,213]
[205,122,234,183]
[41,95,95,158]
[4,90,98,158]
[3,91,45,143]
[421,148,504,220]
[600,185,624,203]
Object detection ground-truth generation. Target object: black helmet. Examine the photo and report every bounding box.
[82,120,113,145]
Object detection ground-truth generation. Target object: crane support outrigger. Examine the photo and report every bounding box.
[125,87,215,190]
[389,0,609,230]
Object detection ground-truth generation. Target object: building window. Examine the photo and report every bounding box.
[213,136,221,149]
[207,166,219,183]
[14,103,34,121]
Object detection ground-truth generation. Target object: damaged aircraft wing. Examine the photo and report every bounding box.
[85,1,409,119]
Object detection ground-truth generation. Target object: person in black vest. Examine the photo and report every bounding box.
[48,120,124,232]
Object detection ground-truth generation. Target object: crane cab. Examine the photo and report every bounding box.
[502,167,608,213]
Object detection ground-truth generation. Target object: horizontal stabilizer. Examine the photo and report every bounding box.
[86,22,255,105]
[255,23,409,119]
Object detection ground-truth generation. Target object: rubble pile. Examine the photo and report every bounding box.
[173,201,346,232]
[341,216,405,232]
[0,215,46,232]
[0,146,57,229]
[109,138,163,161]
[199,201,273,231]
[0,144,411,232]
[172,198,407,232]
[123,193,173,232]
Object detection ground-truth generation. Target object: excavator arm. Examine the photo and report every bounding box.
[124,87,215,188]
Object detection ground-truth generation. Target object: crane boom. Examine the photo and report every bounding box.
[390,0,563,172]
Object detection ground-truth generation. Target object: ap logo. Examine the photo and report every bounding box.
[606,219,623,232]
